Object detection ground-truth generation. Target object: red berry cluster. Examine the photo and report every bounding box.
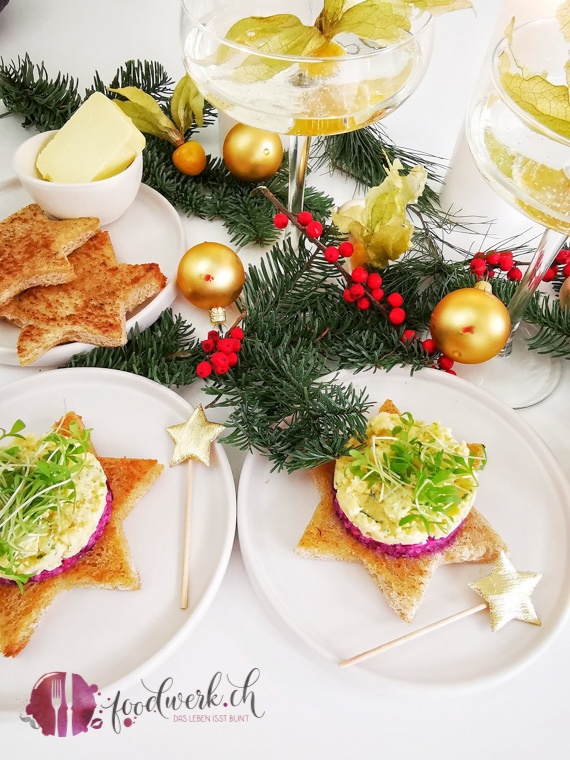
[549,249,570,281]
[196,327,244,378]
[274,210,324,239]
[469,248,570,283]
[342,266,405,323]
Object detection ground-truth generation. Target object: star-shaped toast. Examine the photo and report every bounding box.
[0,413,164,657]
[0,204,99,308]
[295,404,507,623]
[0,230,167,365]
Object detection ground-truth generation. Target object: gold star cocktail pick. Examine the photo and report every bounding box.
[166,405,225,610]
[340,551,542,667]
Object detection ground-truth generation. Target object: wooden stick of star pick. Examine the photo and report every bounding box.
[340,603,487,667]
[166,405,225,611]
[340,552,542,668]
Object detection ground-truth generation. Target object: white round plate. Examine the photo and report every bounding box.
[0,368,236,714]
[238,367,570,694]
[0,178,185,367]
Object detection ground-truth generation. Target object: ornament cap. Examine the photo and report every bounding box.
[474,280,492,293]
[209,306,226,325]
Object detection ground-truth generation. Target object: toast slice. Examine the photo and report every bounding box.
[0,204,99,307]
[0,412,164,657]
[0,230,167,365]
[295,401,507,622]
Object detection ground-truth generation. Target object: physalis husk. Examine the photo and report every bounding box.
[332,159,427,267]
[498,15,570,141]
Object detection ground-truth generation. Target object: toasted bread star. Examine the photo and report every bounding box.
[295,400,507,623]
[0,452,164,658]
[0,204,99,308]
[0,230,166,365]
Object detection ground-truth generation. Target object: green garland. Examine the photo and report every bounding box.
[1,55,569,472]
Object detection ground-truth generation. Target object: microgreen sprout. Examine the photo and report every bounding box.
[345,413,484,535]
[0,419,92,589]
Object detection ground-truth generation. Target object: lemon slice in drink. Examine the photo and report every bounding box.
[484,130,570,232]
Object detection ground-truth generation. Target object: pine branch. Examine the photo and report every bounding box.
[87,60,175,104]
[0,54,81,130]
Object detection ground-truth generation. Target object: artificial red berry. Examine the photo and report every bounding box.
[196,361,213,378]
[555,249,569,265]
[446,369,457,376]
[388,307,406,325]
[324,246,340,263]
[231,338,242,352]
[306,220,323,238]
[349,283,365,299]
[227,352,239,368]
[487,269,495,278]
[273,213,289,229]
[207,330,220,342]
[486,251,500,266]
[387,292,403,308]
[470,258,487,275]
[563,262,570,278]
[401,329,416,344]
[351,266,368,284]
[367,272,382,289]
[201,339,216,353]
[507,266,523,281]
[338,241,354,257]
[297,210,313,226]
[343,288,356,302]
[229,327,244,340]
[422,338,437,355]
[438,355,455,371]
[217,337,235,354]
[543,265,558,282]
[210,352,230,374]
[371,288,384,301]
[498,252,514,271]
[356,297,371,310]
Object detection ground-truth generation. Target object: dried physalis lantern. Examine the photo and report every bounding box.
[177,242,245,325]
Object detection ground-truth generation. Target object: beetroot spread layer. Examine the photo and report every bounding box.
[0,482,113,586]
[332,487,463,558]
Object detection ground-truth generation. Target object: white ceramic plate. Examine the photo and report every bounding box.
[0,368,236,714]
[0,178,184,367]
[238,367,570,694]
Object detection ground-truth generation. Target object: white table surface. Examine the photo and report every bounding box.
[1,0,569,756]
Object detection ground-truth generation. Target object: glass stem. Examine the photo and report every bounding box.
[500,227,566,357]
[288,136,311,245]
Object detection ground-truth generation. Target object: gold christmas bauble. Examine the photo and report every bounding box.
[223,124,283,182]
[177,242,245,313]
[429,284,511,364]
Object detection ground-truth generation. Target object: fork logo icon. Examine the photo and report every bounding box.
[23,672,99,737]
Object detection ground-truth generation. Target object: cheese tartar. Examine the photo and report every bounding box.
[334,411,483,546]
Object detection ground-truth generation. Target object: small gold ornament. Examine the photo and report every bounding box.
[469,551,542,632]
[429,282,511,364]
[177,241,245,325]
[166,405,225,467]
[223,124,283,183]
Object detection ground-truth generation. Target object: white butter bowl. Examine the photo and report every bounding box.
[12,130,143,226]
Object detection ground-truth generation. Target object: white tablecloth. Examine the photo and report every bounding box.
[0,1,569,757]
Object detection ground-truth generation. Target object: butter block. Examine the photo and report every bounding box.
[36,92,146,183]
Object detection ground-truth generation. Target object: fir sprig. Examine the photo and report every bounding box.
[0,54,81,130]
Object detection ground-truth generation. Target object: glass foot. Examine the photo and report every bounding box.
[455,323,562,409]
